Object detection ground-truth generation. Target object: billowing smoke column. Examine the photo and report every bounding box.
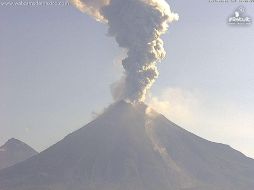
[71,0,178,103]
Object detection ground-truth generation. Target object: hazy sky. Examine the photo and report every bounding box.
[1,0,254,158]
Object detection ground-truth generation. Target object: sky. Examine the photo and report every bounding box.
[0,0,254,158]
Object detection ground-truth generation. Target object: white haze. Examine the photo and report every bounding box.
[71,0,178,103]
[147,87,254,158]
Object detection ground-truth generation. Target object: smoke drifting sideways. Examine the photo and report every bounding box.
[71,0,179,103]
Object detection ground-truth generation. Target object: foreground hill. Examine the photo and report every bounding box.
[0,138,37,170]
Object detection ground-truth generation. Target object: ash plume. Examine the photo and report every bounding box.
[71,0,178,103]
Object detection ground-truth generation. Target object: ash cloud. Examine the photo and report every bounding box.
[71,0,110,22]
[71,0,178,103]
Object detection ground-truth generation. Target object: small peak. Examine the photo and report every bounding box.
[6,138,22,145]
[8,138,19,142]
[1,138,38,154]
[2,138,26,149]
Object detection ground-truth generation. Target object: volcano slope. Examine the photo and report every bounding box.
[0,101,253,190]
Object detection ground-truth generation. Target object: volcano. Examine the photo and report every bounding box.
[0,101,253,190]
[0,138,37,170]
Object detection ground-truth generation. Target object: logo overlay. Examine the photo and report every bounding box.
[228,6,252,25]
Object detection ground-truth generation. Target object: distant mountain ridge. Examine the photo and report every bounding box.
[0,101,253,190]
[0,138,38,170]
